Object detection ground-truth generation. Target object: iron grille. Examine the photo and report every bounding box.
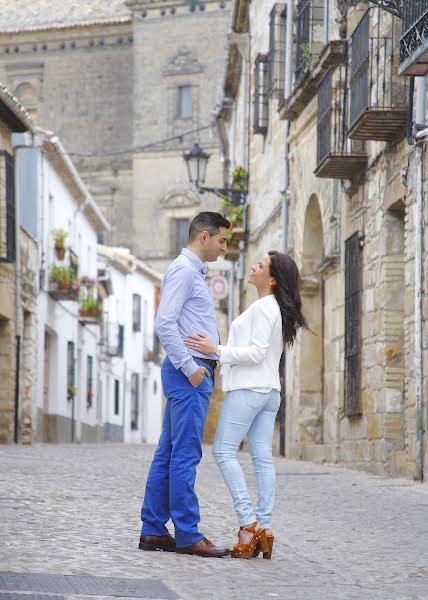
[132,293,141,332]
[67,341,75,401]
[130,373,139,431]
[0,152,16,263]
[400,1,428,65]
[268,4,287,99]
[344,232,362,417]
[317,65,351,163]
[402,0,428,32]
[254,53,269,135]
[296,0,311,85]
[86,355,93,409]
[317,70,333,165]
[350,9,407,125]
[118,324,124,357]
[295,0,324,86]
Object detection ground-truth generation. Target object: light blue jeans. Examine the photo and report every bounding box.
[213,388,281,529]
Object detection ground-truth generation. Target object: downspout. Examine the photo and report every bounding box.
[13,149,21,444]
[278,0,294,457]
[237,34,250,315]
[414,76,426,481]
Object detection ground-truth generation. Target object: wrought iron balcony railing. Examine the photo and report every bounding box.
[295,0,324,86]
[399,0,428,75]
[349,9,407,141]
[315,65,368,179]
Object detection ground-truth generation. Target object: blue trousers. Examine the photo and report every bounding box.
[140,356,214,547]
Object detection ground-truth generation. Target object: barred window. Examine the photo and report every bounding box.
[130,373,139,431]
[0,152,15,262]
[344,232,362,417]
[132,293,141,332]
[114,379,120,416]
[118,324,125,357]
[86,355,93,409]
[268,4,287,99]
[67,341,75,401]
[253,54,269,135]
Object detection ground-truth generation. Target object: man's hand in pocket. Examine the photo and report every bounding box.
[188,366,209,388]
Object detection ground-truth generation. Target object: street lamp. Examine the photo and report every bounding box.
[183,143,210,188]
[183,143,248,206]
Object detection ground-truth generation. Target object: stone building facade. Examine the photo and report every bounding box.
[218,0,428,480]
[0,86,37,444]
[0,0,232,272]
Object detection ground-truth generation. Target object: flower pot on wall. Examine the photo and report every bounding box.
[55,241,66,260]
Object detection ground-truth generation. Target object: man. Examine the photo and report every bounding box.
[139,212,230,558]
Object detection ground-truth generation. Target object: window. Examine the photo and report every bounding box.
[268,4,287,99]
[178,85,192,119]
[132,294,141,332]
[86,355,93,409]
[253,54,269,135]
[118,324,124,357]
[344,232,362,417]
[0,152,15,262]
[67,341,75,401]
[171,218,190,256]
[114,379,120,415]
[130,373,139,430]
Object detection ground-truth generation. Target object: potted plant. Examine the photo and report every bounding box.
[79,291,100,318]
[67,384,78,400]
[50,265,71,290]
[52,228,68,260]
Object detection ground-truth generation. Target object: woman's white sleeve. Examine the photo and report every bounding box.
[219,303,275,366]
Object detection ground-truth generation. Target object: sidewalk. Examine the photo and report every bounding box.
[0,444,427,600]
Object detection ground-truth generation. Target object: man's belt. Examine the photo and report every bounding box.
[193,356,218,370]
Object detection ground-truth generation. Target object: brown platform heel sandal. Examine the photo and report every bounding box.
[253,534,274,559]
[230,523,269,559]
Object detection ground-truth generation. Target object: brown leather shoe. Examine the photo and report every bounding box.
[139,534,176,552]
[176,537,229,557]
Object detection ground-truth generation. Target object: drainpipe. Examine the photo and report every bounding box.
[13,149,22,444]
[278,0,294,457]
[414,76,426,481]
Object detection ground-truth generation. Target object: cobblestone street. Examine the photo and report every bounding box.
[0,444,428,600]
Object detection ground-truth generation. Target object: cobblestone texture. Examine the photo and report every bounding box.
[0,444,428,600]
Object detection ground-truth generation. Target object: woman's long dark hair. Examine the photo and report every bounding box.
[268,251,310,347]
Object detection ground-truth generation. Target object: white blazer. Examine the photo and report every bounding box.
[219,294,283,392]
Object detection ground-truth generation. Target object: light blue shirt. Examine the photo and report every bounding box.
[155,248,219,378]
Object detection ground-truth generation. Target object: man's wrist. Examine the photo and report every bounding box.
[182,360,199,378]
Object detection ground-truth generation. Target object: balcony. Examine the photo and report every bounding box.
[348,9,407,142]
[295,0,324,86]
[315,67,368,180]
[48,250,80,302]
[399,1,428,75]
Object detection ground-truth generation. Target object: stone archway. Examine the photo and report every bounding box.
[299,195,324,456]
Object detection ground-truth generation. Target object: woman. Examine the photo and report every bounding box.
[185,251,309,559]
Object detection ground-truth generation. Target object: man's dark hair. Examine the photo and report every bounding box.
[188,211,230,241]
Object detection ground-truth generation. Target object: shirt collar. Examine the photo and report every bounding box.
[181,248,207,277]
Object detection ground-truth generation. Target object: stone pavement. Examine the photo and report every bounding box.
[0,444,428,600]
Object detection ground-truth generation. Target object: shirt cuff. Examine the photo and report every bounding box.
[181,359,199,378]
